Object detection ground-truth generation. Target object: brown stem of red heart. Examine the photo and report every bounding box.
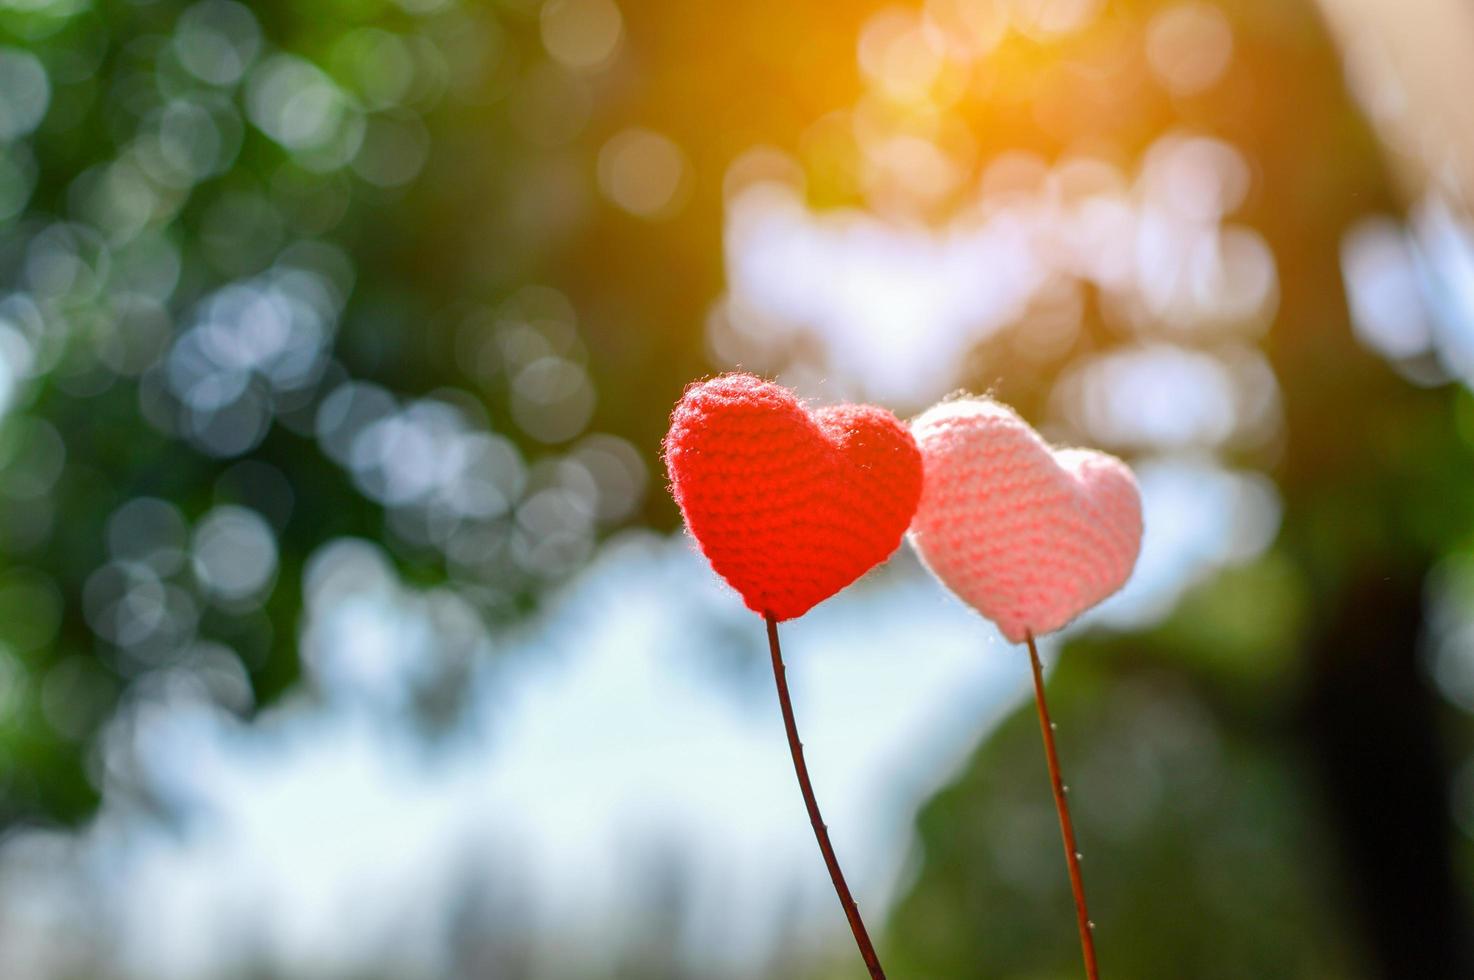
[765,613,887,980]
[1027,631,1100,980]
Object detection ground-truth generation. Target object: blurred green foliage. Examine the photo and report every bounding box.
[890,654,1357,978]
[0,0,709,824]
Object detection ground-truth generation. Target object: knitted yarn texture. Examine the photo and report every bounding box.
[664,373,923,621]
[908,397,1142,643]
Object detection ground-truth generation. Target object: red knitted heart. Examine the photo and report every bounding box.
[664,374,923,621]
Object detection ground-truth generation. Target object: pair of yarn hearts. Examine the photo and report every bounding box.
[663,373,1142,640]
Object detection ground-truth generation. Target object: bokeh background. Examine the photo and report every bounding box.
[1,0,1473,976]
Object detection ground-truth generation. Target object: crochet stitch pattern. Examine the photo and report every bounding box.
[664,373,923,621]
[908,397,1143,642]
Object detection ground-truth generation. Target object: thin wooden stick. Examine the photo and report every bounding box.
[1027,631,1100,979]
[765,613,887,979]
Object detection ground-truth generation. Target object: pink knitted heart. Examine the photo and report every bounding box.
[908,398,1142,643]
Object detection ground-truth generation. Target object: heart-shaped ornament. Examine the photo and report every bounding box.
[908,397,1142,642]
[664,373,923,621]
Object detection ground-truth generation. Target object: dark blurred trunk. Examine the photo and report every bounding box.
[1302,566,1474,979]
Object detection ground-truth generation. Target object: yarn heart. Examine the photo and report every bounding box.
[664,373,923,621]
[908,398,1142,643]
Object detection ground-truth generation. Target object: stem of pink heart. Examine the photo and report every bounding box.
[1027,631,1100,980]
[765,613,887,980]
